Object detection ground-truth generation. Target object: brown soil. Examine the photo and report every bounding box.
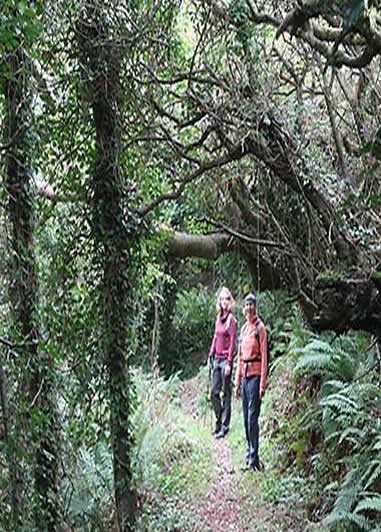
[179,377,247,531]
[178,377,308,532]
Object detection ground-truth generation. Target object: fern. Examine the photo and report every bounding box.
[323,509,371,530]
[373,436,381,451]
[355,494,381,514]
[294,338,357,381]
[294,339,334,369]
[295,352,333,373]
[363,460,381,490]
[320,392,359,414]
[323,426,364,448]
[321,379,346,394]
[320,450,372,529]
[280,328,380,531]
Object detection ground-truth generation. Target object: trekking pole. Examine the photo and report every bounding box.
[208,354,214,431]
[202,354,212,428]
[204,366,210,428]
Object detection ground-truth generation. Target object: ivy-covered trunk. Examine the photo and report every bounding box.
[3,46,58,530]
[77,6,136,530]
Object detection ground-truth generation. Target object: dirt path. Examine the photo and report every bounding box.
[178,376,306,532]
[179,378,245,532]
[194,437,243,532]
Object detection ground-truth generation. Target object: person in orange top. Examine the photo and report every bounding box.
[234,293,267,471]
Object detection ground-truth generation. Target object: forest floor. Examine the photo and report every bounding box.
[178,377,307,532]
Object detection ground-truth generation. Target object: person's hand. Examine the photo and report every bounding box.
[260,388,265,399]
[207,357,211,370]
[224,363,231,376]
[234,385,240,399]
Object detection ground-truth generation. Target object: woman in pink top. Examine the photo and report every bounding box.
[208,287,237,439]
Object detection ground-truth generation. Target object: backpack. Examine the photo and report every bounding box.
[255,317,270,377]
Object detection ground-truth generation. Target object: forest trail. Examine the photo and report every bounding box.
[179,377,258,532]
[192,435,242,531]
[178,376,305,532]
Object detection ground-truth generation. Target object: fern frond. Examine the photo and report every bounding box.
[294,337,359,382]
[373,434,381,451]
[294,353,333,374]
[363,461,381,490]
[338,426,364,445]
[343,383,380,408]
[332,469,362,513]
[355,494,381,514]
[332,349,357,380]
[323,509,371,530]
[320,393,359,414]
[322,379,346,392]
[300,339,335,354]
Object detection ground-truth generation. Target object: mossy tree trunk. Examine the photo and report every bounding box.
[3,46,58,530]
[77,5,137,530]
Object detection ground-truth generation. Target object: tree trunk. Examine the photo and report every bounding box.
[3,46,58,530]
[77,6,136,529]
[0,349,19,528]
[167,229,381,339]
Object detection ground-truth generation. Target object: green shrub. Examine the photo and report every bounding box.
[132,368,213,531]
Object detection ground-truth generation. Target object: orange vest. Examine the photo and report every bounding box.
[234,318,267,394]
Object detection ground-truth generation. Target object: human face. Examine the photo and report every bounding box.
[244,300,256,321]
[219,293,231,312]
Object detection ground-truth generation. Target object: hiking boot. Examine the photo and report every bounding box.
[215,427,229,439]
[211,427,221,436]
[244,458,260,471]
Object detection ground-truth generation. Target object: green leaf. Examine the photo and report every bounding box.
[343,0,365,31]
[369,194,381,208]
[355,495,381,514]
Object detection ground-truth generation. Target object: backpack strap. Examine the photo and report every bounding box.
[255,317,262,339]
[225,312,233,333]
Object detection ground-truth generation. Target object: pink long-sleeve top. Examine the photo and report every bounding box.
[209,312,237,367]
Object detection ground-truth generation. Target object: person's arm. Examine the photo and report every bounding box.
[234,327,244,398]
[225,315,237,375]
[259,323,268,399]
[208,319,217,369]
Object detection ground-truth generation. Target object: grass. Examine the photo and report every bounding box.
[227,386,318,531]
[133,368,214,531]
[133,365,326,531]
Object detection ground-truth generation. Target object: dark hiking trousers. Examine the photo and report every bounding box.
[211,358,232,433]
[242,375,261,468]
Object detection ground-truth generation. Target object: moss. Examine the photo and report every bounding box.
[371,270,381,290]
[315,270,343,284]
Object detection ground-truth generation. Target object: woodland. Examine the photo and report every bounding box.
[0,0,380,531]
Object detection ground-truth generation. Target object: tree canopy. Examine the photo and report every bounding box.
[0,0,380,530]
[158,0,381,338]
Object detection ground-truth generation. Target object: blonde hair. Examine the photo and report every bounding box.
[216,287,235,315]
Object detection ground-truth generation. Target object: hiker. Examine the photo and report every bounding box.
[234,293,268,471]
[208,287,237,439]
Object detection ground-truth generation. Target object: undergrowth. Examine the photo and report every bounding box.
[132,368,214,531]
[263,324,381,532]
[64,320,380,532]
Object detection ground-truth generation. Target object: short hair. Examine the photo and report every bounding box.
[244,293,257,306]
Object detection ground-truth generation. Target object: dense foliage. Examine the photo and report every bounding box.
[0,0,380,530]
